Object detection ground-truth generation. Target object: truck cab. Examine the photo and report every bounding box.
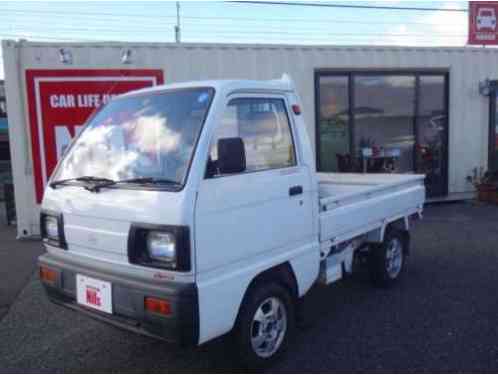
[38,77,424,368]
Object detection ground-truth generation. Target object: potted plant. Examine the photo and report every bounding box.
[466,167,497,203]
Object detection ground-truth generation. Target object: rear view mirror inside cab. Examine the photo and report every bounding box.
[217,137,246,175]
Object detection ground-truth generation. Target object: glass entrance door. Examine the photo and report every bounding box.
[489,90,498,174]
[415,75,448,197]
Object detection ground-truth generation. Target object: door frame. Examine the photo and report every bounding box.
[314,69,450,197]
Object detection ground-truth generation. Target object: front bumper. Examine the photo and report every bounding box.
[38,252,199,346]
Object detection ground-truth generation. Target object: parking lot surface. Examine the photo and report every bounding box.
[0,226,42,321]
[2,202,498,373]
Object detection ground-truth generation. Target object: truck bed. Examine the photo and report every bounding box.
[318,173,425,244]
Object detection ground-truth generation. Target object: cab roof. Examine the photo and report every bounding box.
[118,76,296,99]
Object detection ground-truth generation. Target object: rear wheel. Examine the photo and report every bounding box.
[369,229,408,287]
[234,282,295,369]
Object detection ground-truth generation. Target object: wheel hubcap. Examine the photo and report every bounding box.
[386,238,403,279]
[250,297,287,358]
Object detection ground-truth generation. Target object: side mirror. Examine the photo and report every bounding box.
[217,137,246,174]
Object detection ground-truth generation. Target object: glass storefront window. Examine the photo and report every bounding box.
[416,76,447,197]
[354,75,416,173]
[0,85,9,180]
[316,71,448,197]
[0,82,5,117]
[318,76,350,172]
[0,81,13,224]
[488,91,498,176]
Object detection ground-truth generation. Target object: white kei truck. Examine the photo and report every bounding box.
[38,76,425,368]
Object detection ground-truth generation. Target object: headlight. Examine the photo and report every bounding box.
[147,231,176,265]
[128,224,190,271]
[40,211,67,249]
[45,216,59,241]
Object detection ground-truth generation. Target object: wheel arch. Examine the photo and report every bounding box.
[240,262,299,308]
[233,262,299,330]
[366,217,411,244]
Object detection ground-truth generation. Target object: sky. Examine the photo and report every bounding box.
[0,1,470,79]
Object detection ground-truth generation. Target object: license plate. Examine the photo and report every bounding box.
[76,274,112,314]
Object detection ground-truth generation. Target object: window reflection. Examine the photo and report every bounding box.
[54,88,214,185]
[317,72,448,197]
[318,76,350,172]
[210,98,296,174]
[354,75,416,173]
[417,76,447,196]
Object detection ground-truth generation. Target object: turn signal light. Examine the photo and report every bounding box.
[39,266,57,283]
[145,297,172,316]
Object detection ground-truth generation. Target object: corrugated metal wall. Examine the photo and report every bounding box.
[3,40,498,236]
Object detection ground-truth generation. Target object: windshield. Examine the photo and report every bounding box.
[53,87,214,188]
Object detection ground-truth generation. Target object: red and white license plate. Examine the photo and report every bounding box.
[76,274,112,314]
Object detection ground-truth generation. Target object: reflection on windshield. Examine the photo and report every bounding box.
[53,88,214,186]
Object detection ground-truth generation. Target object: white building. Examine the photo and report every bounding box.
[3,40,498,237]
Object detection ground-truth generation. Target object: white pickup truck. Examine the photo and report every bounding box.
[38,76,425,368]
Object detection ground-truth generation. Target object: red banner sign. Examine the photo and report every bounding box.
[468,1,498,45]
[26,69,164,203]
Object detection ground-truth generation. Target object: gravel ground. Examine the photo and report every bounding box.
[2,202,498,373]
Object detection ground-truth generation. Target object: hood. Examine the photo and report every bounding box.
[42,185,191,264]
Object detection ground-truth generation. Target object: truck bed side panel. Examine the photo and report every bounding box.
[319,180,425,244]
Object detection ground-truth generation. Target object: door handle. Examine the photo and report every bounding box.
[289,185,303,196]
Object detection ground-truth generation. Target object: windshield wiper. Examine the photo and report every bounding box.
[49,176,114,189]
[50,176,180,192]
[88,177,181,192]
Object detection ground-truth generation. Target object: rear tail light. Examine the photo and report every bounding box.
[144,297,172,316]
[40,266,57,283]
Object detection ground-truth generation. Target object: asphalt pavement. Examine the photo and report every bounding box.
[0,226,43,321]
[2,202,498,372]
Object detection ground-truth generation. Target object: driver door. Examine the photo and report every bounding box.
[194,94,314,342]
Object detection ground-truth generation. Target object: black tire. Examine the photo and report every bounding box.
[233,282,295,370]
[369,228,408,288]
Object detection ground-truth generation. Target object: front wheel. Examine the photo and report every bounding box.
[233,282,295,369]
[369,229,408,287]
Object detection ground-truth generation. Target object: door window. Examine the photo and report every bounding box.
[209,97,296,175]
